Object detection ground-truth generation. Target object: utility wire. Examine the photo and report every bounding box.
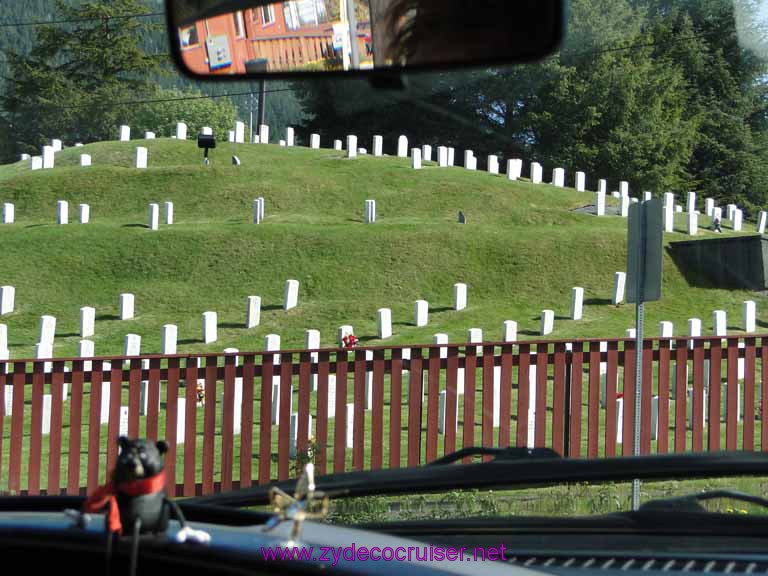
[0,12,165,28]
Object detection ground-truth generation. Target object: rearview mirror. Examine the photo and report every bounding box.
[166,0,564,78]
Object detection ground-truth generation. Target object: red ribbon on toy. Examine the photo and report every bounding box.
[83,471,166,535]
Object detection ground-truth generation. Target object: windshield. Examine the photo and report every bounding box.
[0,0,768,521]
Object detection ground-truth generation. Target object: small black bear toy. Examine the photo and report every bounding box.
[83,436,205,541]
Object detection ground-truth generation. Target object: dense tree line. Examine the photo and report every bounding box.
[294,0,768,213]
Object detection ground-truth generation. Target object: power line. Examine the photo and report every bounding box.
[0,12,164,28]
[0,88,297,114]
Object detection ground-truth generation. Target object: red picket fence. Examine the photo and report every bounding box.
[0,335,765,497]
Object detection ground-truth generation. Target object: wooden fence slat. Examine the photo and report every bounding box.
[258,354,273,485]
[128,359,141,438]
[427,347,441,462]
[588,341,600,458]
[535,343,548,449]
[278,354,292,481]
[183,357,198,496]
[371,349,385,470]
[657,340,671,453]
[622,341,635,457]
[744,338,756,451]
[221,354,236,492]
[28,361,44,495]
[407,348,423,467]
[47,361,65,495]
[481,346,494,459]
[353,349,366,471]
[674,343,688,452]
[164,357,180,497]
[146,357,161,441]
[499,344,513,450]
[726,338,739,451]
[762,339,768,452]
[67,360,85,495]
[641,339,654,455]
[691,339,704,452]
[389,349,403,468]
[708,341,722,451]
[605,341,619,457]
[333,352,348,474]
[297,351,312,475]
[516,344,530,448]
[241,354,256,489]
[106,363,122,475]
[570,343,584,457]
[315,352,330,475]
[9,362,25,493]
[86,361,103,494]
[202,356,218,494]
[462,346,477,462]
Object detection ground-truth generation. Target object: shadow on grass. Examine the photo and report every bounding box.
[554,315,570,321]
[122,223,150,229]
[584,298,612,306]
[357,335,379,343]
[429,306,453,313]
[178,338,203,345]
[58,332,80,338]
[518,330,541,337]
[219,323,245,329]
[262,304,283,312]
[96,314,119,321]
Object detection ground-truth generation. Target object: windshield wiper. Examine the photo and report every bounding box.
[186,451,768,509]
[428,447,560,465]
[639,489,768,513]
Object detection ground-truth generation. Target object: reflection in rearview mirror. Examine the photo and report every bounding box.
[169,0,563,76]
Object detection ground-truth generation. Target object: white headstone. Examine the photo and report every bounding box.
[35,341,53,372]
[119,125,131,141]
[252,198,264,224]
[99,382,111,424]
[124,334,141,357]
[713,206,723,222]
[377,308,392,339]
[540,310,554,336]
[575,171,586,192]
[78,203,90,224]
[119,406,129,436]
[733,209,743,231]
[78,339,94,371]
[437,146,448,167]
[30,156,43,170]
[595,191,606,216]
[175,123,187,140]
[415,300,429,327]
[202,311,217,344]
[80,307,95,338]
[284,279,299,311]
[41,394,52,435]
[0,324,6,351]
[346,135,357,158]
[310,134,321,149]
[39,315,56,345]
[20,153,30,161]
[135,146,148,169]
[338,325,354,347]
[57,200,69,225]
[488,155,499,175]
[334,139,342,151]
[620,195,630,218]
[686,191,696,213]
[453,283,467,311]
[289,413,313,458]
[145,131,156,140]
[304,329,320,383]
[161,324,178,355]
[411,148,422,170]
[531,162,543,184]
[422,145,432,162]
[507,159,523,181]
[743,300,756,333]
[164,201,174,225]
[42,146,55,169]
[119,293,135,320]
[663,192,675,233]
[448,148,455,166]
[659,321,674,340]
[358,148,367,156]
[346,403,355,448]
[503,320,518,342]
[3,384,11,416]
[246,296,261,328]
[612,272,626,305]
[704,198,715,218]
[327,374,337,417]
[80,154,92,167]
[2,203,14,224]
[364,199,376,224]
[552,167,565,187]
[201,127,213,136]
[464,150,474,169]
[397,135,408,158]
[713,310,727,336]
[286,127,295,147]
[759,211,768,234]
[619,181,629,196]
[175,397,186,444]
[259,124,269,144]
[571,287,584,320]
[687,318,701,350]
[687,212,698,236]
[0,286,15,316]
[265,333,281,363]
[468,328,483,355]
[597,179,607,195]
[234,121,245,143]
[148,203,159,230]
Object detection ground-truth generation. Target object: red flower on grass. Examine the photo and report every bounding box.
[342,334,358,348]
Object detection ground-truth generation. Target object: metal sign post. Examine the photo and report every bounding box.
[626,198,663,511]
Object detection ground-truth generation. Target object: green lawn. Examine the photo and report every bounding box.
[0,138,760,360]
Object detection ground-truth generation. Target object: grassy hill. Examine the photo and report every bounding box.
[0,138,760,359]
